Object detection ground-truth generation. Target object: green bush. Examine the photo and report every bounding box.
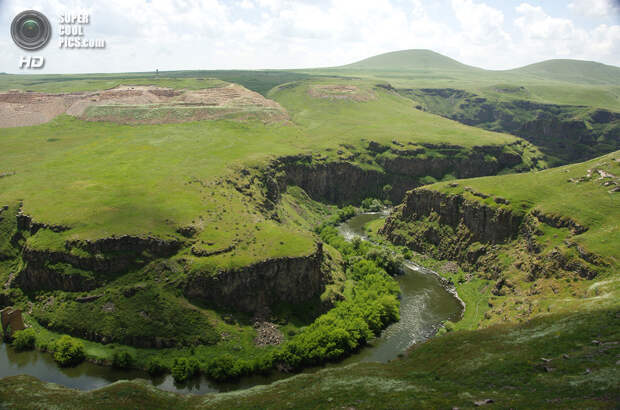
[361,197,383,212]
[205,354,243,381]
[53,335,85,367]
[12,328,36,351]
[336,206,357,222]
[112,349,135,369]
[147,357,167,376]
[444,321,455,332]
[171,357,199,383]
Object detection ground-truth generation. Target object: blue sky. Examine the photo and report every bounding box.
[1,0,619,73]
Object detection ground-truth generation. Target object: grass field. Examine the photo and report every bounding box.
[0,49,618,405]
[1,307,617,409]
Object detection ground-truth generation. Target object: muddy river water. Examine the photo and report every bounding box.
[0,212,463,394]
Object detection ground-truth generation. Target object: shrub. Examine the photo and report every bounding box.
[382,184,392,199]
[171,357,199,383]
[276,221,401,370]
[112,349,135,369]
[205,354,239,381]
[336,206,356,222]
[12,328,36,351]
[147,357,167,376]
[53,335,85,367]
[361,197,383,212]
[444,321,455,332]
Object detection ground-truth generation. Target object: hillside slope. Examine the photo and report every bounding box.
[509,59,620,86]
[339,49,480,72]
[1,307,617,409]
[382,151,619,328]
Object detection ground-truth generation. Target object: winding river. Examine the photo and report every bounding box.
[0,212,463,394]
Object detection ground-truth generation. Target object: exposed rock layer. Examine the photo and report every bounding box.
[184,243,325,313]
[399,88,620,163]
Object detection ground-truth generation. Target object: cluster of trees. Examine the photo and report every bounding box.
[273,216,402,369]
[12,328,36,351]
[318,225,404,276]
[52,335,85,367]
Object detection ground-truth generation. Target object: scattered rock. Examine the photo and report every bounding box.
[543,366,555,373]
[597,170,615,179]
[253,321,283,346]
[102,302,115,313]
[562,354,569,360]
[75,294,101,303]
[541,357,552,363]
[473,399,494,406]
[440,261,460,274]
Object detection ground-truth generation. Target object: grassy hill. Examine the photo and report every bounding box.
[339,49,479,72]
[303,50,620,111]
[509,59,620,86]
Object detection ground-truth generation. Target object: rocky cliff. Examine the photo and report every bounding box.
[381,187,602,281]
[380,188,521,269]
[15,235,183,292]
[184,242,326,313]
[399,88,620,164]
[271,141,531,206]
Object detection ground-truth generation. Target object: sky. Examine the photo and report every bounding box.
[1,0,619,73]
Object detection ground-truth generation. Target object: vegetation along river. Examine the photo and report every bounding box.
[0,212,464,394]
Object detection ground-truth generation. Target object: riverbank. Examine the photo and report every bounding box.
[0,211,463,393]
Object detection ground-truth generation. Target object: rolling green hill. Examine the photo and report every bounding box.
[339,49,480,72]
[509,59,620,86]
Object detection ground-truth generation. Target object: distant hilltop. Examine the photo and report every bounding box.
[336,49,620,86]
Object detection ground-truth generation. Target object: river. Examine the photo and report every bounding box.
[0,212,463,394]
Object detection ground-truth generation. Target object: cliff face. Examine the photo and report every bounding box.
[386,188,522,245]
[2,138,536,328]
[381,187,601,281]
[274,142,528,205]
[400,88,620,164]
[184,242,326,313]
[15,235,183,292]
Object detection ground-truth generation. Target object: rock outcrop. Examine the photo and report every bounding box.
[184,242,326,313]
[273,142,528,205]
[399,88,620,163]
[15,235,183,292]
[384,188,522,245]
[381,187,601,280]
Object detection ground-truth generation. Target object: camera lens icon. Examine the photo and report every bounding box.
[11,10,52,51]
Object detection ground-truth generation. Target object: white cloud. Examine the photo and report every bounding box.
[0,0,619,73]
[239,0,255,9]
[514,2,620,62]
[568,0,620,18]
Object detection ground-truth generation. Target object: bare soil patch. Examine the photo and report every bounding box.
[0,84,289,127]
[308,84,375,102]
